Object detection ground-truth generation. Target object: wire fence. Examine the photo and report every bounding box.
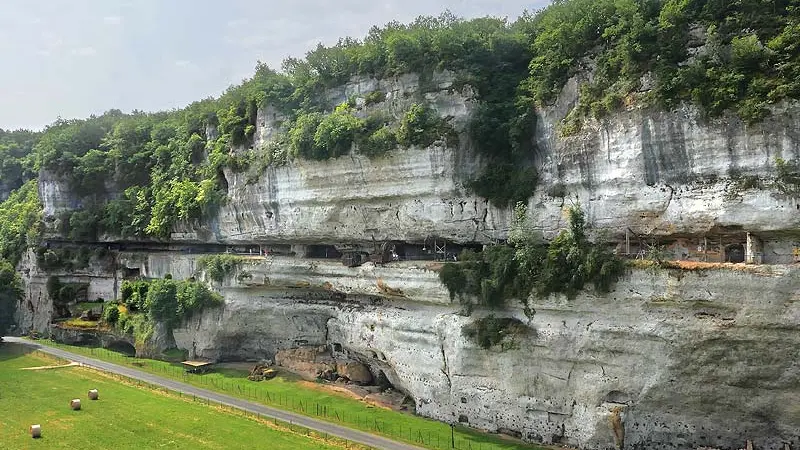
[34,341,502,450]
[18,345,365,449]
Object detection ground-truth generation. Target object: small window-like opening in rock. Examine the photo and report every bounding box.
[332,343,343,352]
[294,340,308,347]
[725,243,745,263]
[265,211,274,219]
[122,267,141,279]
[305,245,342,259]
[461,397,467,404]
[604,390,631,404]
[216,170,229,193]
[458,415,469,423]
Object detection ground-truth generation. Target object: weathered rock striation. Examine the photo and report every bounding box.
[168,264,800,450]
[38,82,800,264]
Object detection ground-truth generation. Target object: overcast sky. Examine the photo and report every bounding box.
[0,0,549,131]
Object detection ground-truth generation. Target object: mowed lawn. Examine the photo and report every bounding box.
[38,340,541,450]
[0,344,344,450]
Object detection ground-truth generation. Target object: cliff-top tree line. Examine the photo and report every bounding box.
[0,0,797,263]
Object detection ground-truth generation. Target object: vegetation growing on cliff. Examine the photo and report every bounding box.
[0,180,42,266]
[197,254,246,283]
[440,204,624,316]
[117,277,223,345]
[529,0,800,133]
[0,129,39,197]
[461,315,529,350]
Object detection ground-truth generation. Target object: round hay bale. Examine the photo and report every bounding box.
[70,399,81,410]
[30,424,41,438]
[88,389,98,400]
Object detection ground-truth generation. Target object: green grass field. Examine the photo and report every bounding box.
[36,340,541,450]
[0,344,351,450]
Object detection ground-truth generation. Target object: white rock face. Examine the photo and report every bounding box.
[204,147,507,245]
[173,265,800,450]
[532,82,800,240]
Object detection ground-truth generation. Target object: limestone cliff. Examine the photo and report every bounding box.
[23,70,800,450]
[18,247,800,449]
[38,80,800,264]
[168,263,800,450]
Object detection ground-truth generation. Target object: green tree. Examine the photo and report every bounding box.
[313,103,365,158]
[0,260,21,336]
[0,180,42,265]
[144,278,179,328]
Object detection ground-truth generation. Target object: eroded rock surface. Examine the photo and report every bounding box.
[168,265,800,450]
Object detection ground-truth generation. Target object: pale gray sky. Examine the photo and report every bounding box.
[0,1,548,130]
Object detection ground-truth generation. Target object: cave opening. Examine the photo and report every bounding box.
[725,243,745,263]
[106,341,136,357]
[305,245,342,259]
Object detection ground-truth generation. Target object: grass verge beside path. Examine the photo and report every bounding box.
[0,343,349,450]
[36,339,541,450]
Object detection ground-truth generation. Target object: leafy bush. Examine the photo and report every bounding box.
[288,112,324,159]
[313,104,365,158]
[773,157,800,195]
[363,90,387,106]
[397,104,451,148]
[536,206,625,298]
[197,254,245,283]
[102,303,120,324]
[136,278,223,329]
[468,163,538,207]
[58,284,77,304]
[359,125,398,157]
[121,279,150,311]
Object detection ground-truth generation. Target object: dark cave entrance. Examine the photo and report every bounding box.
[106,341,136,357]
[725,243,745,263]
